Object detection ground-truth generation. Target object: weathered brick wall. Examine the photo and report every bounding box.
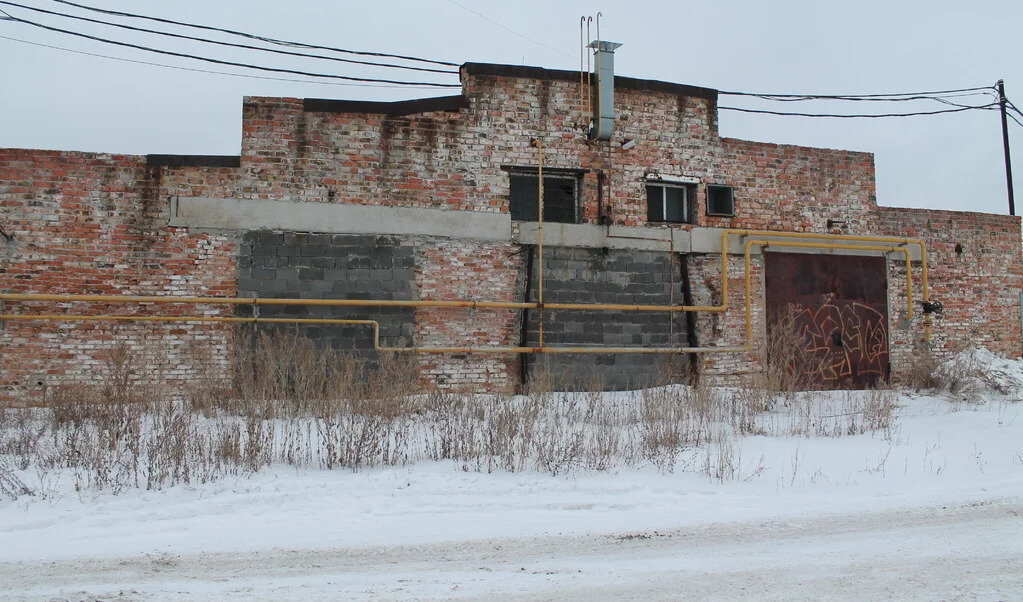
[713,139,877,232]
[688,252,766,385]
[872,207,1023,378]
[415,239,521,390]
[522,247,690,389]
[2,62,1020,396]
[0,150,236,403]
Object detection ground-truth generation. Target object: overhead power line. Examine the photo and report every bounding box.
[723,91,998,105]
[2,13,461,87]
[0,0,459,74]
[1003,101,1023,129]
[1007,99,1023,120]
[718,103,999,118]
[48,0,460,67]
[444,0,575,59]
[718,85,996,100]
[0,33,451,89]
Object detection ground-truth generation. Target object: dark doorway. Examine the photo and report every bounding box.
[764,252,890,389]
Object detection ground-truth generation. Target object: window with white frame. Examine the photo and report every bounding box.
[646,181,694,224]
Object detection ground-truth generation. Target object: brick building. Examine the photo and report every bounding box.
[1,53,1021,402]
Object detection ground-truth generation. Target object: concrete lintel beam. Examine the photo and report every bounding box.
[514,222,691,253]
[168,197,512,241]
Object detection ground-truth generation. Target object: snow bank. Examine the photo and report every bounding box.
[1,389,1020,564]
[937,346,1023,399]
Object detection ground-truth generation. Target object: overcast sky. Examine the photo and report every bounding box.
[1,0,1020,215]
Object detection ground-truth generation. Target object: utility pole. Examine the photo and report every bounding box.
[998,79,1015,216]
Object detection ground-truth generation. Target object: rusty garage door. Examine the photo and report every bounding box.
[764,251,890,389]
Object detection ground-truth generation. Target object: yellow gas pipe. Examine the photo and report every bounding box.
[0,220,932,354]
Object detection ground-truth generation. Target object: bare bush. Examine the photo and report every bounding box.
[899,345,943,391]
[0,459,33,500]
[0,328,908,499]
[761,305,818,396]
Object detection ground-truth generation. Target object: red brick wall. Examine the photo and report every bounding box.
[0,150,236,403]
[872,207,1023,377]
[2,64,1020,396]
[714,139,877,232]
[414,240,522,390]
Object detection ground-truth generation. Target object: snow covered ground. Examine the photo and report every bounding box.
[1,352,1022,599]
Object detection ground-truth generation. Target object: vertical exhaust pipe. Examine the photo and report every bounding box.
[588,40,622,141]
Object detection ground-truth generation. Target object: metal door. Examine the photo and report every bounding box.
[764,251,889,389]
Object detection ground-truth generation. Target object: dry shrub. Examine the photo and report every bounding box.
[732,306,825,433]
[0,407,47,468]
[358,351,422,418]
[221,328,423,420]
[760,306,818,395]
[0,323,908,498]
[485,393,540,472]
[0,459,33,500]
[861,385,897,433]
[184,339,233,415]
[532,393,586,476]
[523,359,555,397]
[899,345,943,391]
[640,383,724,470]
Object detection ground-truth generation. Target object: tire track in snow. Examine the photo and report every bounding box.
[3,499,1021,600]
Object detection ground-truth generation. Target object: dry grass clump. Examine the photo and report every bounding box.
[736,307,818,420]
[763,307,818,394]
[899,345,944,391]
[0,328,907,498]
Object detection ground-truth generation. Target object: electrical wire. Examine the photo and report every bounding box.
[0,33,451,89]
[728,92,999,106]
[1006,99,1023,120]
[930,94,1000,110]
[718,85,996,99]
[0,0,459,74]
[444,0,575,59]
[2,13,462,87]
[49,0,459,67]
[4,3,1015,123]
[718,103,998,118]
[1005,108,1023,129]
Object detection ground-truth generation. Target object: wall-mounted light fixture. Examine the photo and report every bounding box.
[620,138,636,150]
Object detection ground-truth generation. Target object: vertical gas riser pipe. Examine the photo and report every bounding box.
[588,40,622,141]
[531,138,545,348]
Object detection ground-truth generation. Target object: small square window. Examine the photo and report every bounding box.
[509,171,579,223]
[646,182,693,224]
[707,184,735,217]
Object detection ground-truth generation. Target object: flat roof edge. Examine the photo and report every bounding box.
[461,63,718,102]
[303,95,469,116]
[146,155,241,168]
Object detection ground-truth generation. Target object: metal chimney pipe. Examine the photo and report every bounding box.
[588,40,622,141]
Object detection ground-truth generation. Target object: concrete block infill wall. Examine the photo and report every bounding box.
[522,247,691,390]
[236,231,416,362]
